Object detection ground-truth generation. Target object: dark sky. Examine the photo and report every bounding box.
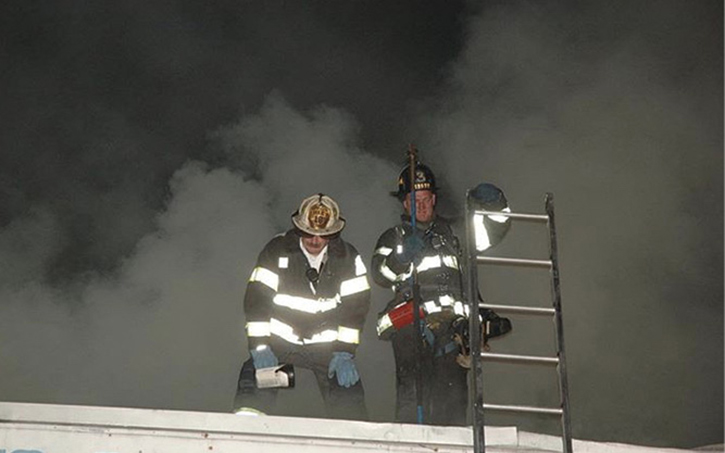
[0,0,721,449]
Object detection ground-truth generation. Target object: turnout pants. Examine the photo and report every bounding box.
[391,324,468,426]
[235,344,368,421]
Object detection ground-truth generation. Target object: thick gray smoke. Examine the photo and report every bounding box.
[415,2,723,447]
[0,94,399,415]
[0,0,720,449]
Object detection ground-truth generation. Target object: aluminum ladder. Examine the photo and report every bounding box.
[464,192,573,453]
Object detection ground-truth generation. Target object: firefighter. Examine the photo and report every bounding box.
[236,193,370,420]
[371,162,512,425]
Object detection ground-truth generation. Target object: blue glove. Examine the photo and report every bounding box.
[399,232,426,265]
[250,346,278,369]
[327,352,360,388]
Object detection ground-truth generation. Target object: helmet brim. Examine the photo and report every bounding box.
[292,215,345,236]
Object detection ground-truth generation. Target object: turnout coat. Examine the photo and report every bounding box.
[244,230,371,355]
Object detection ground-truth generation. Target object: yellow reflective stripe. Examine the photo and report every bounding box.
[417,255,442,272]
[354,255,367,276]
[376,313,393,336]
[337,326,360,344]
[375,246,393,256]
[246,321,271,338]
[340,275,370,297]
[249,267,279,291]
[273,293,340,314]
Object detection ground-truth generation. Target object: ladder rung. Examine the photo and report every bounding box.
[484,403,563,416]
[476,256,552,268]
[480,303,555,316]
[474,210,549,222]
[481,352,559,366]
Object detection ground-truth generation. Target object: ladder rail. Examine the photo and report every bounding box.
[546,194,573,453]
[465,191,486,453]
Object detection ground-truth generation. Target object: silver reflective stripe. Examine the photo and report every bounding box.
[375,246,393,256]
[249,267,279,291]
[338,326,360,344]
[269,318,348,345]
[442,255,459,270]
[439,295,456,306]
[379,262,399,282]
[269,318,302,344]
[278,257,289,269]
[246,321,271,338]
[354,255,367,276]
[273,293,341,314]
[423,301,442,313]
[473,213,493,251]
[340,275,370,297]
[306,329,339,344]
[376,313,393,336]
[417,255,442,272]
[489,207,511,223]
[436,295,467,316]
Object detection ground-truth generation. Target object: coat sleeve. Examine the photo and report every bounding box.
[370,227,411,290]
[243,241,279,351]
[333,246,371,354]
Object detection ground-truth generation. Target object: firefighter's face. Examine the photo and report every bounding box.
[301,234,330,256]
[403,190,436,223]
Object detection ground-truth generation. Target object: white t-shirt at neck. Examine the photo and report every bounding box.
[299,239,328,272]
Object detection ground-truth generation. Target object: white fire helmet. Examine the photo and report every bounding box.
[291,193,346,236]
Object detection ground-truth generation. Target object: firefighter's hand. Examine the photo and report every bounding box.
[328,352,360,388]
[250,345,278,369]
[399,232,425,265]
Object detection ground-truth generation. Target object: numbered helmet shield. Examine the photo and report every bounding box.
[392,162,437,200]
[292,193,346,236]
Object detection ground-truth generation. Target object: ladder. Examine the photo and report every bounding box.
[464,192,573,453]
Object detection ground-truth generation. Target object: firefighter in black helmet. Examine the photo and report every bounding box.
[370,160,512,425]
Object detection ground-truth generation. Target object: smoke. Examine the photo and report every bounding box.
[0,93,399,416]
[0,0,720,449]
[413,1,723,447]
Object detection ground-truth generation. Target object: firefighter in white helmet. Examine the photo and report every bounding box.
[370,161,512,425]
[236,194,370,420]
